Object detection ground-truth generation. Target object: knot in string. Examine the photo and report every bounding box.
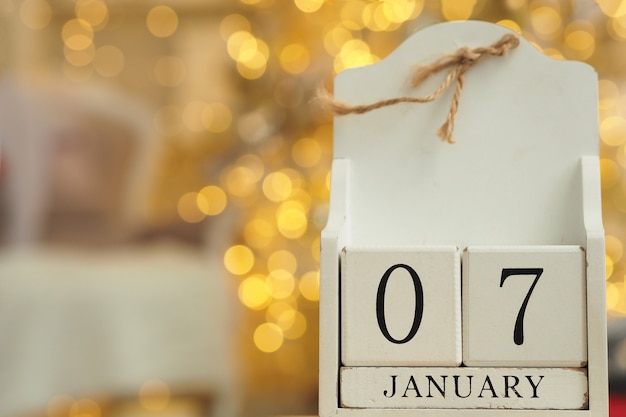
[318,33,520,144]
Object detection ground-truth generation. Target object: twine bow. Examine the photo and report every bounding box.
[318,33,520,143]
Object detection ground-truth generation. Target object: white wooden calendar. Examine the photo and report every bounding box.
[319,21,608,417]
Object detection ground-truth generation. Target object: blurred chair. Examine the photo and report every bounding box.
[0,77,240,417]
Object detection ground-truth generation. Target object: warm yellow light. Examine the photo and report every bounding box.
[530,6,562,37]
[244,218,275,248]
[268,250,298,274]
[565,27,595,60]
[300,270,320,301]
[139,380,170,411]
[607,254,615,279]
[75,0,108,29]
[334,39,378,73]
[294,0,324,13]
[154,56,187,87]
[70,399,102,417]
[597,0,626,18]
[263,171,293,202]
[154,105,183,137]
[505,0,526,10]
[441,0,476,21]
[202,102,232,133]
[177,192,205,223]
[323,24,354,56]
[610,15,626,40]
[282,311,307,339]
[600,158,620,188]
[266,269,296,299]
[277,206,308,239]
[600,115,626,146]
[224,245,255,275]
[311,236,321,263]
[182,101,208,132]
[606,235,624,264]
[280,44,310,74]
[220,14,251,41]
[64,44,95,67]
[598,79,619,110]
[607,282,620,310]
[225,166,257,198]
[93,45,124,77]
[239,274,272,309]
[146,5,178,38]
[362,2,393,31]
[292,137,322,168]
[267,301,296,324]
[254,323,284,352]
[238,154,265,181]
[496,19,522,34]
[20,0,51,30]
[62,19,94,51]
[197,185,227,216]
[382,0,418,24]
[340,1,366,30]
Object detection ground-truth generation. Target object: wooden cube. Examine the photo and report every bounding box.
[341,247,461,366]
[462,246,587,367]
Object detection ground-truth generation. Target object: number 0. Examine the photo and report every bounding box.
[376,264,424,344]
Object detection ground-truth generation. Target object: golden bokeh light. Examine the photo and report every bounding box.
[63,62,94,83]
[268,250,298,274]
[600,115,626,146]
[263,171,293,202]
[299,270,320,301]
[202,102,232,133]
[294,0,324,13]
[177,192,205,224]
[598,79,620,110]
[608,282,620,310]
[597,0,626,18]
[282,310,307,339]
[62,19,94,51]
[146,5,178,38]
[20,0,51,30]
[334,39,379,73]
[244,218,276,248]
[70,399,102,417]
[607,254,615,279]
[266,269,296,299]
[280,43,311,74]
[225,166,258,198]
[497,19,522,34]
[277,201,308,239]
[292,137,322,168]
[154,56,187,87]
[93,45,125,77]
[254,322,284,353]
[601,158,620,188]
[139,380,171,411]
[64,44,95,67]
[239,274,272,310]
[441,0,476,21]
[220,14,251,40]
[224,244,255,275]
[531,6,562,38]
[340,2,366,30]
[197,185,227,216]
[606,235,624,264]
[75,0,109,29]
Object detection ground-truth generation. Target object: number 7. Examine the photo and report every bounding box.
[500,268,544,345]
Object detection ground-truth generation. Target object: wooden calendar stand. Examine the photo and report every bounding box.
[320,21,607,417]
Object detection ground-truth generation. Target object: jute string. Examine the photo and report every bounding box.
[318,33,520,143]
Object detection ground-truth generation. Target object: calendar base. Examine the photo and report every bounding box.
[340,367,588,410]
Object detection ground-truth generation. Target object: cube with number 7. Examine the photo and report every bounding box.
[463,246,587,367]
[341,246,461,366]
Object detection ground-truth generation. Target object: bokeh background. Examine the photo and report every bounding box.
[1,0,626,417]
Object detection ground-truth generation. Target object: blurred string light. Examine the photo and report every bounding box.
[9,0,626,391]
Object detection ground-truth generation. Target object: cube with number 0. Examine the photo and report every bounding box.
[341,246,461,366]
[462,246,587,367]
